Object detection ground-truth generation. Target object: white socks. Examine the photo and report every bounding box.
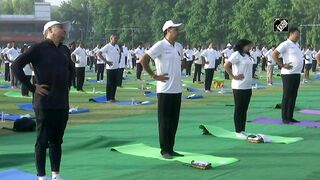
[38,176,46,180]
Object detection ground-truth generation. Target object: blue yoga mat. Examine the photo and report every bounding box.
[183,94,204,99]
[69,108,90,114]
[87,79,98,83]
[89,96,153,105]
[17,103,33,111]
[0,169,41,180]
[186,87,205,93]
[144,92,157,97]
[0,84,11,89]
[1,114,21,121]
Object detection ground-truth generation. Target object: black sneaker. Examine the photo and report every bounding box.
[161,153,173,159]
[171,151,184,157]
[290,119,300,123]
[282,120,292,124]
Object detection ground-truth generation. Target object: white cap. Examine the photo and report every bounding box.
[162,20,182,32]
[226,43,232,47]
[43,21,71,35]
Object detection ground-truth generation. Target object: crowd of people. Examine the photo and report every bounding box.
[1,19,320,180]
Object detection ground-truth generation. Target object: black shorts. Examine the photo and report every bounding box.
[305,64,312,70]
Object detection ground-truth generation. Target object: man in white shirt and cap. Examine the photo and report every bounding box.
[71,40,87,92]
[1,43,12,82]
[272,27,303,124]
[98,35,120,103]
[222,43,233,79]
[141,20,184,159]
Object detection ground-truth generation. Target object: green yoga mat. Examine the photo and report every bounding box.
[3,91,32,99]
[111,143,238,167]
[199,125,303,144]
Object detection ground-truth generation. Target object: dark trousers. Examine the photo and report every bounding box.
[5,63,10,81]
[10,68,18,87]
[96,64,104,81]
[132,58,136,68]
[233,89,252,133]
[281,74,300,121]
[205,68,215,91]
[117,68,124,86]
[89,56,95,70]
[157,93,182,154]
[76,67,85,91]
[186,61,193,76]
[261,58,267,71]
[34,108,68,176]
[136,63,143,80]
[106,69,118,101]
[312,60,317,72]
[252,64,257,78]
[193,64,202,82]
[21,75,31,96]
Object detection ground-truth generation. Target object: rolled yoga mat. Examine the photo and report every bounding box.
[251,117,320,128]
[298,109,320,115]
[199,124,303,144]
[111,143,238,167]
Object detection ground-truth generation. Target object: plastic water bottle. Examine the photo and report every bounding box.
[255,83,258,89]
[93,87,96,94]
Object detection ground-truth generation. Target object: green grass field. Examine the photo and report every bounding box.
[0,66,320,180]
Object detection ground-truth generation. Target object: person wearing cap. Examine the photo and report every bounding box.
[224,39,253,139]
[98,35,120,103]
[5,41,20,88]
[134,42,145,80]
[201,42,219,92]
[71,40,87,92]
[222,43,233,79]
[272,27,303,124]
[141,20,184,159]
[11,20,75,180]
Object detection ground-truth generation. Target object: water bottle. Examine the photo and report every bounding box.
[93,87,96,94]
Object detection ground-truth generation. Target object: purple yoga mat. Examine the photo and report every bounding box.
[298,109,320,115]
[252,117,320,128]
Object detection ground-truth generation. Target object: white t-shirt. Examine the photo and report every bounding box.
[72,47,87,67]
[193,49,203,65]
[227,51,253,90]
[250,50,259,64]
[201,48,218,69]
[222,48,233,58]
[100,43,120,70]
[146,38,183,93]
[261,47,268,57]
[276,39,304,74]
[1,47,10,63]
[134,47,145,63]
[184,49,194,61]
[304,49,313,65]
[119,52,126,68]
[122,46,128,57]
[94,47,104,64]
[6,48,20,66]
[265,49,276,65]
[23,64,33,76]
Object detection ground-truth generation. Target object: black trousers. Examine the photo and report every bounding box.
[34,108,68,176]
[261,58,267,71]
[186,61,193,76]
[89,56,95,70]
[76,67,85,91]
[96,64,105,81]
[233,89,252,133]
[117,68,124,86]
[5,63,10,81]
[136,63,143,80]
[312,60,317,72]
[281,74,300,121]
[21,75,31,96]
[132,58,136,68]
[106,69,118,101]
[205,68,215,91]
[157,93,182,154]
[252,64,257,77]
[193,64,202,82]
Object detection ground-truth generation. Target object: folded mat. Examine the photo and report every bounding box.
[199,124,303,144]
[298,109,320,115]
[0,169,41,180]
[4,91,32,99]
[251,117,320,128]
[111,143,238,167]
[18,103,90,114]
[89,96,153,105]
[0,84,11,89]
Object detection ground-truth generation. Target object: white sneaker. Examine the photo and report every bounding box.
[268,83,273,86]
[52,175,63,180]
[236,132,249,139]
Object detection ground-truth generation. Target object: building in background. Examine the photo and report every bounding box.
[0,2,51,45]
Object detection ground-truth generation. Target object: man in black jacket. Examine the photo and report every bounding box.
[11,21,74,180]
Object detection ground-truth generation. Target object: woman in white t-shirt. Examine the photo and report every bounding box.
[224,39,253,139]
